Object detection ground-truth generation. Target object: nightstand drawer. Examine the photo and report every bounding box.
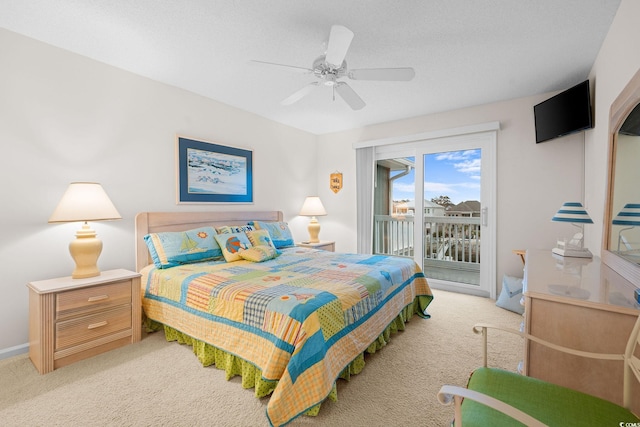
[56,280,132,319]
[55,305,132,351]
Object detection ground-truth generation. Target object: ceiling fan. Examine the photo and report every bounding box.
[252,25,415,110]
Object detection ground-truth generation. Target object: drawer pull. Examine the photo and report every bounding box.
[87,295,109,302]
[88,321,108,330]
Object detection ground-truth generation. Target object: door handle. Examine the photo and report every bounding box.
[481,207,488,226]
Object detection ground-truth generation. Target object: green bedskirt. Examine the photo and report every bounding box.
[146,294,432,416]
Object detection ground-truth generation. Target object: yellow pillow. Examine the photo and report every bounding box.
[246,229,277,249]
[238,245,279,262]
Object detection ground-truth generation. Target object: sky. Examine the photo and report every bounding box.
[391,149,481,205]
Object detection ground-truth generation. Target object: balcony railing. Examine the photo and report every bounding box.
[424,216,481,263]
[374,215,415,257]
[374,214,481,285]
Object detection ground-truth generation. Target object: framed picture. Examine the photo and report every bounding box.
[176,136,253,203]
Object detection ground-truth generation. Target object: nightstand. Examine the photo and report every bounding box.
[27,269,142,374]
[296,241,335,252]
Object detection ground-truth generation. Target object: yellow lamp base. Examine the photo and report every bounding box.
[307,216,321,243]
[69,222,102,279]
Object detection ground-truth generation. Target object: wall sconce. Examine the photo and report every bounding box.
[551,202,593,258]
[612,203,640,252]
[299,196,327,243]
[49,182,122,278]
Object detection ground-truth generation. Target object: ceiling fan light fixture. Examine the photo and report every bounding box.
[256,24,415,110]
[324,75,337,86]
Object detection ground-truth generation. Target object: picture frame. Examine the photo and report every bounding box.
[176,136,253,204]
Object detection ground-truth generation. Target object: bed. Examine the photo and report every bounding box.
[135,211,433,426]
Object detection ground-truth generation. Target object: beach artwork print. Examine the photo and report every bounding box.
[187,148,247,195]
[177,136,253,203]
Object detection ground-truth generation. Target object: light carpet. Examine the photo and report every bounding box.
[0,289,522,427]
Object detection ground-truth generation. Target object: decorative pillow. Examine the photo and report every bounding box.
[249,221,294,248]
[214,232,252,262]
[246,229,278,250]
[216,225,255,234]
[144,227,220,269]
[496,274,524,314]
[238,245,279,262]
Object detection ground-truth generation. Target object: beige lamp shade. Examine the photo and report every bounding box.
[299,196,327,243]
[49,182,122,223]
[299,196,327,217]
[49,182,121,279]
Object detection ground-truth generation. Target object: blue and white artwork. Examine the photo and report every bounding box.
[177,137,253,203]
[187,148,247,195]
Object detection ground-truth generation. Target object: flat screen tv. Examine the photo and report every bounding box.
[534,80,593,144]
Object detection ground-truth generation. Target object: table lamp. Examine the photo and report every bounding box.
[612,203,640,251]
[49,182,122,279]
[551,202,593,258]
[299,196,327,243]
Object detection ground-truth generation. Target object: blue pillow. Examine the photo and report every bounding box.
[144,227,221,269]
[248,221,294,248]
[496,275,524,315]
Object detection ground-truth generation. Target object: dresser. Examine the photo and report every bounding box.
[28,269,142,374]
[523,249,640,413]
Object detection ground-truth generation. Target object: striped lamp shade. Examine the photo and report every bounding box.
[551,202,594,224]
[612,203,640,226]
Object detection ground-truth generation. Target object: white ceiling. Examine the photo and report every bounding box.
[1,0,621,135]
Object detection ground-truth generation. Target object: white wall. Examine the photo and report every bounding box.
[0,29,317,354]
[584,0,640,254]
[318,96,586,290]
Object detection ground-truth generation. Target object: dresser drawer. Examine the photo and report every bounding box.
[56,280,131,319]
[55,305,132,351]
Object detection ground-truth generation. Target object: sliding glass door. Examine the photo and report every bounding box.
[373,131,496,297]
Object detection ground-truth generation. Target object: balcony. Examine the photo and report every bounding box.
[374,214,481,285]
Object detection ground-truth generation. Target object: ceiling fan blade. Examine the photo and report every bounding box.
[335,82,365,110]
[251,59,313,73]
[349,67,416,81]
[281,82,319,105]
[325,25,354,68]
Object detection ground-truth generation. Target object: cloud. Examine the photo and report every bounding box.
[425,181,456,193]
[435,150,481,176]
[435,150,477,161]
[394,182,415,194]
[456,181,481,190]
[454,158,481,174]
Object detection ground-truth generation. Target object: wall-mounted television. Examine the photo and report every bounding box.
[534,80,593,144]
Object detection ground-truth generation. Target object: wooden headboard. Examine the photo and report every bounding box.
[134,211,284,272]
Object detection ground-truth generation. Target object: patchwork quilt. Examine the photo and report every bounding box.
[141,247,432,426]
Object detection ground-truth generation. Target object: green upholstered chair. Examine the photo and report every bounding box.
[437,317,640,427]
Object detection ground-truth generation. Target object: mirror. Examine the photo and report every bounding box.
[603,68,640,285]
[609,104,640,259]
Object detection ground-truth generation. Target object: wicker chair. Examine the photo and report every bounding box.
[437,316,640,426]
